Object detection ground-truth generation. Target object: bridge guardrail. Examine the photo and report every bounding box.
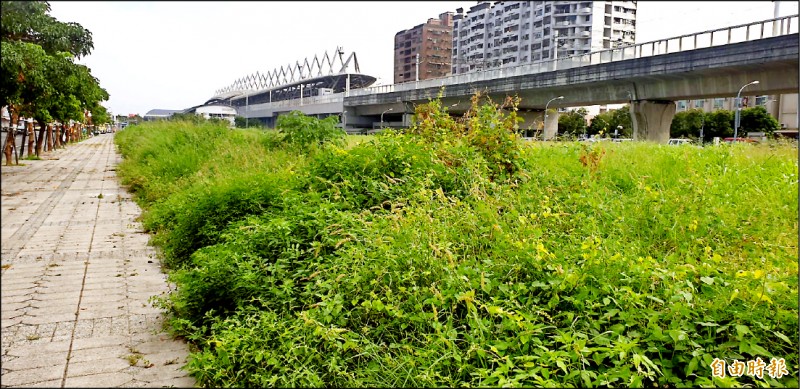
[348,15,798,98]
[243,93,344,111]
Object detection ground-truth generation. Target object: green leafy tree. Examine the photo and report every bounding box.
[558,107,587,137]
[587,111,611,136]
[670,109,705,139]
[739,106,779,137]
[587,105,631,137]
[1,41,51,162]
[1,1,104,162]
[703,110,734,141]
[89,103,110,125]
[609,105,633,137]
[1,1,93,58]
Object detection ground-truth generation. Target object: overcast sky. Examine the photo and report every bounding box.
[47,1,797,117]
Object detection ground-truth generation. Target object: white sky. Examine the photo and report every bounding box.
[47,1,797,117]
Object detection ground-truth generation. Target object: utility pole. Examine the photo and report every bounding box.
[415,53,420,82]
[773,1,781,36]
[553,32,558,62]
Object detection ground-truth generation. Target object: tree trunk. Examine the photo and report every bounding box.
[18,122,27,160]
[3,124,14,166]
[35,120,45,156]
[56,124,63,148]
[46,122,53,152]
[26,121,35,158]
[4,109,19,165]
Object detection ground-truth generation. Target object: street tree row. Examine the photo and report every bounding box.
[1,1,110,165]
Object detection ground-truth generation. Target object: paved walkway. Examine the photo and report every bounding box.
[1,135,196,387]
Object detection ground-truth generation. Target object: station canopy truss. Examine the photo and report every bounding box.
[207,47,376,107]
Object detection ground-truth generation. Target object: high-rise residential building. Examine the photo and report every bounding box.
[394,12,454,84]
[452,1,637,74]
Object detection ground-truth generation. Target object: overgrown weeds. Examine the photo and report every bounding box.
[116,97,798,388]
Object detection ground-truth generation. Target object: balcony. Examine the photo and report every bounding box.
[579,7,592,14]
[581,31,591,37]
[561,21,571,26]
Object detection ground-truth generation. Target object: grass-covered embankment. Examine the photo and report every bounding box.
[115,101,797,388]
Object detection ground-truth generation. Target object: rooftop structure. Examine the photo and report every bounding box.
[143,109,182,121]
[210,47,377,108]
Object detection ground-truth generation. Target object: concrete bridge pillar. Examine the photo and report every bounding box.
[543,109,560,140]
[517,110,545,138]
[630,100,676,144]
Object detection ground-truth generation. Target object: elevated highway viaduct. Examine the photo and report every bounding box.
[344,33,798,143]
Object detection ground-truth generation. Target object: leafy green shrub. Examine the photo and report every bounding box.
[147,171,293,269]
[408,92,465,143]
[463,93,523,178]
[408,92,524,180]
[277,111,344,149]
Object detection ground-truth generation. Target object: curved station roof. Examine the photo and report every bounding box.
[205,72,376,107]
[205,47,375,107]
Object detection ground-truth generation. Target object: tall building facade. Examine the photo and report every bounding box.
[394,12,454,84]
[452,1,637,74]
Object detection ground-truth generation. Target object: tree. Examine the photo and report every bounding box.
[587,111,611,136]
[670,109,705,139]
[609,105,632,137]
[1,1,105,163]
[1,1,93,58]
[90,104,110,125]
[587,105,632,138]
[703,109,734,141]
[739,106,779,137]
[558,107,587,137]
[1,41,51,163]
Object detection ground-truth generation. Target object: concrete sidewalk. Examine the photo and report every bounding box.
[1,135,195,387]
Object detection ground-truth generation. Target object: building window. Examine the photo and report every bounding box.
[713,98,724,109]
[694,100,704,108]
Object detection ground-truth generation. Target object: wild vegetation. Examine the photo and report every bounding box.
[115,95,797,388]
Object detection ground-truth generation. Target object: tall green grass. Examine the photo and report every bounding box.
[115,115,797,388]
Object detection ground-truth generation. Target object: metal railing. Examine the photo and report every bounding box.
[348,14,798,99]
[243,93,344,111]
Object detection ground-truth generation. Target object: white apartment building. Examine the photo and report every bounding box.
[452,1,637,74]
